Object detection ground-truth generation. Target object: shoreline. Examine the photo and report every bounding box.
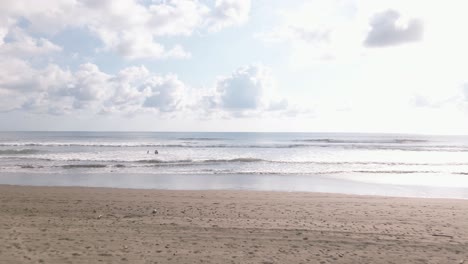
[1,184,467,263]
[1,183,468,201]
[2,172,468,200]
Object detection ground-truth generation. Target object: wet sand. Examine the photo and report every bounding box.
[0,185,467,264]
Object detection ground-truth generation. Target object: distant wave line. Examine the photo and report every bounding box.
[2,142,468,152]
[9,157,468,167]
[294,138,429,144]
[178,138,228,141]
[351,170,437,174]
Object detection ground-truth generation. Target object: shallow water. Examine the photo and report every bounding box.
[1,131,468,198]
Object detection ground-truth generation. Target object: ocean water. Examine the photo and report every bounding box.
[1,131,468,198]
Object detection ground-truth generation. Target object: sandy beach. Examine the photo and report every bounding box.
[1,185,467,264]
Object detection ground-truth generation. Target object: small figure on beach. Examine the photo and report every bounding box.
[147,150,149,154]
[154,150,158,154]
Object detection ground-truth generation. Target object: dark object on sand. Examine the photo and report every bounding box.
[432,233,454,239]
[154,150,158,154]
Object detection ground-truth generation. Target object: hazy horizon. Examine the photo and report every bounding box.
[1,130,467,137]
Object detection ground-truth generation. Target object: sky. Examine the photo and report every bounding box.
[0,0,468,134]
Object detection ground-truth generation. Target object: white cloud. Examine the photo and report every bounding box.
[0,59,73,114]
[215,65,268,110]
[141,75,187,112]
[165,45,192,59]
[98,66,148,115]
[410,95,435,108]
[364,9,423,47]
[267,99,289,111]
[259,0,363,64]
[65,64,111,109]
[115,34,191,60]
[409,94,456,109]
[0,59,71,95]
[0,59,39,92]
[206,0,251,32]
[258,0,432,65]
[0,0,252,60]
[0,58,193,116]
[0,59,301,120]
[0,27,62,57]
[463,84,468,101]
[58,0,206,59]
[147,0,210,36]
[202,64,292,117]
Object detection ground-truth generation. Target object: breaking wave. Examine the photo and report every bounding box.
[0,142,310,148]
[136,159,193,164]
[202,158,265,163]
[10,155,468,167]
[0,149,42,155]
[136,158,265,164]
[295,138,429,144]
[61,164,107,169]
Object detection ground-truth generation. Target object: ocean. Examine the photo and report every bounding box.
[1,131,468,198]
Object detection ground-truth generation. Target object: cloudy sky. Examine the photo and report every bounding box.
[0,0,467,134]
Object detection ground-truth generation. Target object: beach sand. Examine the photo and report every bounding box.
[0,185,467,264]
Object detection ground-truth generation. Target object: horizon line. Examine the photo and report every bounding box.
[0,130,466,137]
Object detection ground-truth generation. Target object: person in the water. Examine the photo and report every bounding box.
[154,150,158,154]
